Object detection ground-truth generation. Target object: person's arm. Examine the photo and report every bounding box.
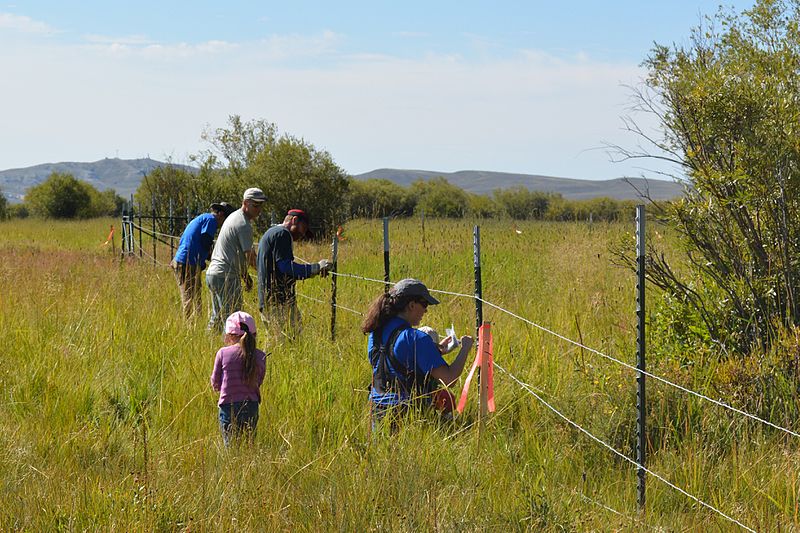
[429,335,474,386]
[198,217,217,268]
[276,258,317,279]
[237,224,255,287]
[210,350,224,392]
[243,250,255,291]
[256,351,267,387]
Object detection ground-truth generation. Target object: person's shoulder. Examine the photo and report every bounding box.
[386,316,410,332]
[218,344,240,357]
[269,224,289,237]
[403,327,430,342]
[255,349,268,362]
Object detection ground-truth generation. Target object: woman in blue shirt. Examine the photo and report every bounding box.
[362,278,473,429]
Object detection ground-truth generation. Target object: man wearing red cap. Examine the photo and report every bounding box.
[257,209,332,340]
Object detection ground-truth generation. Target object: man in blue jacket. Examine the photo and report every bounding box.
[257,209,331,340]
[171,202,235,320]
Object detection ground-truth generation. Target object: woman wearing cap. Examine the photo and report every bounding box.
[361,278,473,429]
[210,311,268,445]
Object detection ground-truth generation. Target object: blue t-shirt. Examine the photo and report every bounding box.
[174,213,218,267]
[368,316,447,406]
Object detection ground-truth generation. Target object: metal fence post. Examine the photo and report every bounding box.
[474,225,483,339]
[636,204,647,509]
[137,202,143,259]
[169,198,174,260]
[121,204,127,257]
[151,196,157,267]
[330,234,339,341]
[383,217,390,293]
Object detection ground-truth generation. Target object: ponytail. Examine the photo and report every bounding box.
[361,292,415,334]
[237,322,258,387]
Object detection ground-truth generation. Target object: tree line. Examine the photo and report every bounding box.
[0,116,638,229]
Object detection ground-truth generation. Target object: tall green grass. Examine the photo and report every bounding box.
[0,216,796,531]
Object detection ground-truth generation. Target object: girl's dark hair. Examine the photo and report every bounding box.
[237,322,258,387]
[361,292,415,334]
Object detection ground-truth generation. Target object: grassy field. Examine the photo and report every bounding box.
[0,216,797,531]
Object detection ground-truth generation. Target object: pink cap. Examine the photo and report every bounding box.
[225,311,257,336]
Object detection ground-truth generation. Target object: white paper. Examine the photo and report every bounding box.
[443,324,459,353]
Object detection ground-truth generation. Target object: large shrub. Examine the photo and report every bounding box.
[411,177,468,218]
[25,172,119,219]
[494,186,556,220]
[348,178,417,218]
[0,187,7,220]
[616,0,800,354]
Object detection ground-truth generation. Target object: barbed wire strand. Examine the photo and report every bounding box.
[125,221,179,241]
[493,361,756,533]
[133,243,173,268]
[129,223,177,248]
[296,292,364,316]
[331,269,800,440]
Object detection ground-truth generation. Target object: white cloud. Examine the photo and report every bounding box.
[0,12,54,34]
[83,33,155,45]
[0,32,659,180]
[81,38,239,59]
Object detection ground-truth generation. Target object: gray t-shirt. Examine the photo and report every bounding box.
[206,208,253,278]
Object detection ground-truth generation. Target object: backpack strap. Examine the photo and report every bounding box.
[385,326,429,396]
[371,322,413,396]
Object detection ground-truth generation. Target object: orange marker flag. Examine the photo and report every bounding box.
[102,225,115,245]
[456,322,496,414]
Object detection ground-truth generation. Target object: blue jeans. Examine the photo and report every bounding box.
[369,402,408,435]
[219,401,259,446]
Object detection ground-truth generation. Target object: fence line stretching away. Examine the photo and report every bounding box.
[123,214,800,439]
[122,209,793,526]
[325,268,800,440]
[493,361,756,533]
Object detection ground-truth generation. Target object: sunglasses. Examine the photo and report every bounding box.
[416,299,429,309]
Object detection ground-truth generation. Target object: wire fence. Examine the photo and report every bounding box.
[121,215,791,530]
[493,361,756,532]
[326,269,800,441]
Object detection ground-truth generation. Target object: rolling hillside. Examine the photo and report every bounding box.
[354,168,685,200]
[0,158,195,203]
[0,159,685,203]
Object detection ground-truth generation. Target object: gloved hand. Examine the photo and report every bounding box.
[318,259,332,278]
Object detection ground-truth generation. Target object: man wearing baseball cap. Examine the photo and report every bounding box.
[256,208,332,340]
[206,188,267,331]
[171,201,236,320]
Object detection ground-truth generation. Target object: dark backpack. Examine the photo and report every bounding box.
[369,324,427,398]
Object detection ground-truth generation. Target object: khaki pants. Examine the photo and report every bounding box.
[260,300,302,345]
[206,272,243,333]
[171,260,202,320]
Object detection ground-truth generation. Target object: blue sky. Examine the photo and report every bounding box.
[1,1,747,180]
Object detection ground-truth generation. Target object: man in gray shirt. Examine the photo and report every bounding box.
[206,187,267,331]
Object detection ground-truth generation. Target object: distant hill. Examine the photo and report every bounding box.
[354,169,685,201]
[0,158,195,203]
[0,159,685,204]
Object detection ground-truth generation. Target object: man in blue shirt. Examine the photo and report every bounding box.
[257,209,332,341]
[171,202,235,320]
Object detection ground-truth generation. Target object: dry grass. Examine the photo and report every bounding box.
[0,216,796,531]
